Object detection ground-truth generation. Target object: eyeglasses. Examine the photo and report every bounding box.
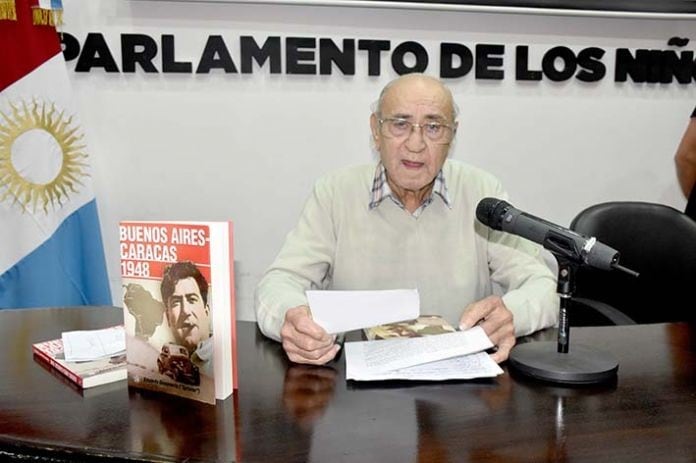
[378,118,456,144]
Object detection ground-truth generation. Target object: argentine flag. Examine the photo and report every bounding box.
[0,0,111,308]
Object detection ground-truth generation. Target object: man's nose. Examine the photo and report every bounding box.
[405,124,426,151]
[182,300,195,315]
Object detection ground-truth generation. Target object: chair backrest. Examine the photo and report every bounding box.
[570,201,696,324]
[686,186,696,221]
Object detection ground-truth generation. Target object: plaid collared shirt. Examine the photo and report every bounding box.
[368,163,452,217]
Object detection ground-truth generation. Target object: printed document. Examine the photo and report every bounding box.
[344,326,503,381]
[346,351,503,381]
[306,289,419,334]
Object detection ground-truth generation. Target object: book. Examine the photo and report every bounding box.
[119,221,237,404]
[34,356,127,398]
[363,315,457,340]
[32,335,127,389]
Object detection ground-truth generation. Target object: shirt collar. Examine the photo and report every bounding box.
[369,163,452,213]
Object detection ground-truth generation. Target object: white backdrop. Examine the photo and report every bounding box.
[61,0,696,320]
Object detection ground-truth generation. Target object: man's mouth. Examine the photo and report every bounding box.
[402,160,424,169]
[180,321,196,331]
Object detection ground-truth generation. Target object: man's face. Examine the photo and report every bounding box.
[370,77,456,195]
[166,276,210,354]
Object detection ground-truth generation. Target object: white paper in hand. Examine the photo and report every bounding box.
[306,289,420,334]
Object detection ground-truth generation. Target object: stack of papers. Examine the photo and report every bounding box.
[305,289,504,381]
[62,326,126,362]
[344,327,503,381]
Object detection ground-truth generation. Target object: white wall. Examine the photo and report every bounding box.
[61,0,696,320]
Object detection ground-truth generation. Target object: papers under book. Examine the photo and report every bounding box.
[345,325,503,381]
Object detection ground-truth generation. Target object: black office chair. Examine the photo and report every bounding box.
[569,201,696,326]
[686,186,696,221]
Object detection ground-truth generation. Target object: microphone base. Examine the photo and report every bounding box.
[508,342,618,385]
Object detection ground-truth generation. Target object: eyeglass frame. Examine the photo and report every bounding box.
[377,117,457,145]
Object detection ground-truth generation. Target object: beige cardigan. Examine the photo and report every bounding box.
[255,160,559,341]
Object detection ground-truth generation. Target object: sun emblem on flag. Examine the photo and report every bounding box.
[0,99,89,214]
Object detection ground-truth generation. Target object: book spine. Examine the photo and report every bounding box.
[228,221,238,391]
[32,345,84,387]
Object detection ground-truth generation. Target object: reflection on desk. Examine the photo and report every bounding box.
[0,307,694,462]
[283,365,338,428]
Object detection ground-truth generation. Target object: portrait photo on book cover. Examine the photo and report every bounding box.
[123,260,215,400]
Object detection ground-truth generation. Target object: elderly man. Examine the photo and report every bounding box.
[256,74,558,365]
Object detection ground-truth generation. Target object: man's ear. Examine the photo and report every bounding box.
[369,113,380,144]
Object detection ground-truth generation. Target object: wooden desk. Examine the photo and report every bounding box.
[0,307,694,462]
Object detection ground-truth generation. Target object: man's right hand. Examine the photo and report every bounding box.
[280,305,340,365]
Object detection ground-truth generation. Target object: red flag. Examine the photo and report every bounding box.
[0,0,60,92]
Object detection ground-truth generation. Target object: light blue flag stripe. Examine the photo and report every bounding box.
[0,199,112,309]
[37,0,62,10]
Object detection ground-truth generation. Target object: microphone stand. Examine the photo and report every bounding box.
[507,257,619,385]
[556,259,573,354]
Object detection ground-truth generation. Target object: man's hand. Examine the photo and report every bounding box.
[280,305,340,365]
[459,296,515,363]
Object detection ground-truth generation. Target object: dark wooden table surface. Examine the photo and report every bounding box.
[0,307,694,462]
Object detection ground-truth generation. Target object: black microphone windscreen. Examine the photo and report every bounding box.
[476,197,506,228]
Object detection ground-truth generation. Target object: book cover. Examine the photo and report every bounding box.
[120,221,237,405]
[363,315,456,341]
[32,336,127,389]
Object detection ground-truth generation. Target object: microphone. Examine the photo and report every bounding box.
[479,197,636,385]
[476,198,638,276]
